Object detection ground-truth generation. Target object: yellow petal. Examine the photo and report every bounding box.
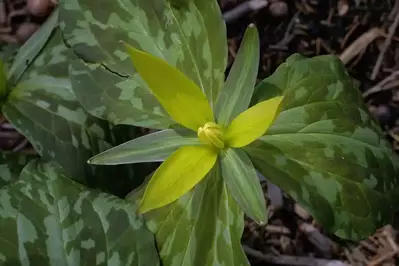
[224,96,283,148]
[139,145,218,213]
[124,43,214,131]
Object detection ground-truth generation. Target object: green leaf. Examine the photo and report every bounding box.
[3,30,99,179]
[69,59,175,129]
[89,129,200,165]
[0,43,20,70]
[215,24,259,126]
[221,148,267,224]
[7,7,59,85]
[60,0,226,127]
[245,54,399,240]
[128,163,250,266]
[0,159,160,265]
[0,152,36,188]
[2,29,149,196]
[251,53,307,104]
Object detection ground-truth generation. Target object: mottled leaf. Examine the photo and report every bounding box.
[128,163,250,266]
[221,148,266,224]
[89,129,200,165]
[69,59,175,129]
[215,24,259,127]
[2,29,150,196]
[0,43,20,70]
[0,159,160,266]
[0,152,36,188]
[7,7,59,85]
[246,54,399,240]
[60,0,226,127]
[250,53,306,105]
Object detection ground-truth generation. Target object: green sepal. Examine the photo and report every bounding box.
[221,148,267,224]
[215,24,259,127]
[89,129,201,165]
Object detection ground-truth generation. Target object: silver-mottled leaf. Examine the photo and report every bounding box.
[0,152,36,188]
[7,7,59,85]
[247,54,399,240]
[60,0,227,128]
[2,29,148,196]
[69,59,175,129]
[0,160,160,266]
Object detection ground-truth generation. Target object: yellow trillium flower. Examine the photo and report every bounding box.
[123,44,283,214]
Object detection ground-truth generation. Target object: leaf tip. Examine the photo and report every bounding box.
[87,156,101,165]
[246,23,259,35]
[257,219,267,226]
[248,23,256,28]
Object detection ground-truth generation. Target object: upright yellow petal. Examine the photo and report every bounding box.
[139,145,218,213]
[125,44,214,131]
[224,96,283,148]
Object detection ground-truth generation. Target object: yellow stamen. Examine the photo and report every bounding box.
[197,122,225,149]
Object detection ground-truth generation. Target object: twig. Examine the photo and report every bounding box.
[0,122,15,129]
[343,248,356,266]
[12,138,28,152]
[371,3,399,80]
[388,0,399,21]
[363,69,399,97]
[340,19,359,49]
[0,131,19,138]
[367,227,398,266]
[223,0,268,23]
[243,245,348,266]
[0,0,6,25]
[339,27,383,65]
[0,33,17,43]
[351,247,369,265]
[265,224,290,234]
[269,12,299,50]
[359,240,378,253]
[368,236,381,247]
[367,250,397,266]
[300,223,333,258]
[383,229,398,252]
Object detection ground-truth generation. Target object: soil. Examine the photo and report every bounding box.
[2,0,399,265]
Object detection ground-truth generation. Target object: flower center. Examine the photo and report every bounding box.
[197,122,225,149]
